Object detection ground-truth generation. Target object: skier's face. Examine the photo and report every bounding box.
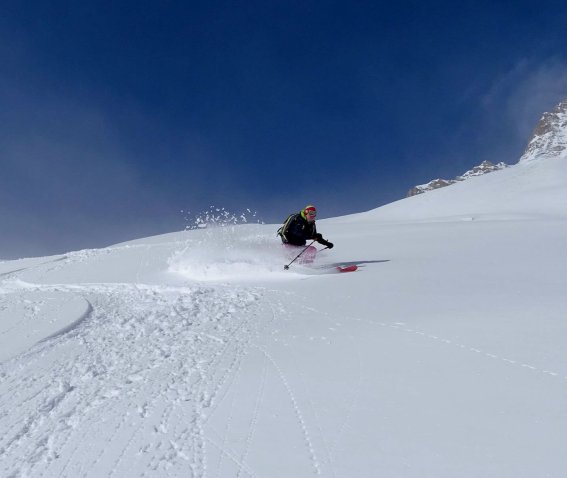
[305,211,316,223]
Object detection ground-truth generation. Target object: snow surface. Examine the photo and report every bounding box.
[1,156,567,477]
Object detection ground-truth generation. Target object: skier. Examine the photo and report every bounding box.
[277,205,334,263]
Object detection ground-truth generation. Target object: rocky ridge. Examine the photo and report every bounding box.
[406,97,567,198]
[406,160,508,197]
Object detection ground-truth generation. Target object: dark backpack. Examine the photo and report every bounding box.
[277,213,296,241]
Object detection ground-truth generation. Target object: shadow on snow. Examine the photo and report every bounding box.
[317,260,390,269]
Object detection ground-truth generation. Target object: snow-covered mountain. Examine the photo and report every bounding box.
[407,97,567,198]
[406,177,458,197]
[2,103,567,477]
[406,160,508,197]
[519,98,567,163]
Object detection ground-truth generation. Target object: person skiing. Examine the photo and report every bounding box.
[277,205,333,263]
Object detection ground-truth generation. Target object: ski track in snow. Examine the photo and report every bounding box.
[212,358,244,478]
[275,289,567,476]
[382,323,566,381]
[296,294,567,385]
[3,275,566,477]
[257,345,322,476]
[0,276,268,478]
[292,349,338,478]
[358,319,567,382]
[326,339,364,470]
[235,352,268,478]
[290,302,366,476]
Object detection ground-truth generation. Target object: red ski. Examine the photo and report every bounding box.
[336,265,358,273]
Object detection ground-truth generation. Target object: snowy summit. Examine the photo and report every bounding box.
[1,99,567,477]
[519,98,567,163]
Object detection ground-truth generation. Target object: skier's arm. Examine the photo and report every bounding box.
[314,233,334,249]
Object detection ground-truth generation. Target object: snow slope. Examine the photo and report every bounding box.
[1,156,567,477]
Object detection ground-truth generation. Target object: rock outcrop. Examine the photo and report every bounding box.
[519,99,567,163]
[406,161,508,197]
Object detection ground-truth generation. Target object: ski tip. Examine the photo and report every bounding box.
[336,265,358,273]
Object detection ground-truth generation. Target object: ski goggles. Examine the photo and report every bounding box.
[305,209,317,218]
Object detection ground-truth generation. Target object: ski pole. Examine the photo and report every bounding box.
[284,241,316,270]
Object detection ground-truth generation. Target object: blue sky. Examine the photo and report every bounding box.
[2,0,567,258]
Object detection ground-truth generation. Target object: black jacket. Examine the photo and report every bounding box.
[278,213,317,246]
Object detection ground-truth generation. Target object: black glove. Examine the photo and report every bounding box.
[318,238,333,249]
[314,233,323,241]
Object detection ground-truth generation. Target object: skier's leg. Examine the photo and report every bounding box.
[283,243,301,260]
[299,245,317,264]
